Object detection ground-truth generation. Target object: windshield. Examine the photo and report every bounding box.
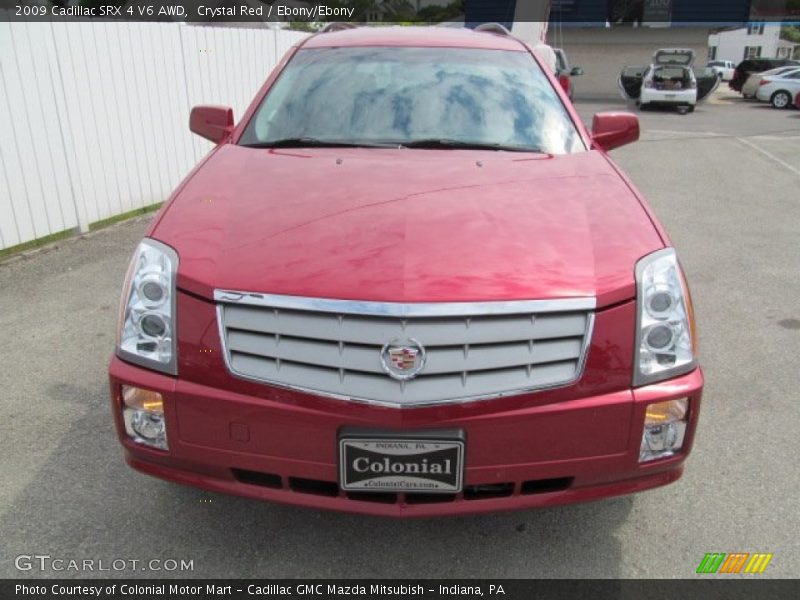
[239,47,585,154]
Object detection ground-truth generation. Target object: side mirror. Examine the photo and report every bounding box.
[190,105,234,144]
[558,73,571,94]
[570,66,584,76]
[591,112,639,151]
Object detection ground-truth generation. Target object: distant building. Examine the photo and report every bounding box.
[708,24,800,62]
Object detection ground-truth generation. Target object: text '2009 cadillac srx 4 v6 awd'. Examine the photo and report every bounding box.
[109,25,703,517]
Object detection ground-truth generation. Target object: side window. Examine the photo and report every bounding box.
[786,71,800,79]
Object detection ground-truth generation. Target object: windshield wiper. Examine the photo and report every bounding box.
[396,138,545,153]
[240,137,399,149]
[241,137,547,153]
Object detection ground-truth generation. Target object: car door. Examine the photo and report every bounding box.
[619,65,646,100]
[693,67,721,102]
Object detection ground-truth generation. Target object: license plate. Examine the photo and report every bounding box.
[665,93,677,98]
[339,430,464,493]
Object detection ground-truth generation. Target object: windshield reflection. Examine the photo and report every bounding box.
[240,47,584,155]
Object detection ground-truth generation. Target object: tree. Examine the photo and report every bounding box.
[780,25,800,44]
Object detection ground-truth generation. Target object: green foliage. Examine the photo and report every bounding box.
[780,25,800,44]
[416,1,465,23]
[286,22,323,33]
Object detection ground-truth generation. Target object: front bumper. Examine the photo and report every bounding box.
[109,355,703,517]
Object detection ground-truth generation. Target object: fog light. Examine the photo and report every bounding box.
[121,386,168,450]
[131,410,166,441]
[639,398,688,462]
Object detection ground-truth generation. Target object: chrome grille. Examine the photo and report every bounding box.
[215,291,595,407]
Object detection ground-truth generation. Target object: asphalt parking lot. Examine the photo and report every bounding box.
[1,89,799,579]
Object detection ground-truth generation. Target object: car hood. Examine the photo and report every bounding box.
[152,145,664,307]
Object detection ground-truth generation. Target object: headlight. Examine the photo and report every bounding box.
[116,239,178,375]
[634,248,697,386]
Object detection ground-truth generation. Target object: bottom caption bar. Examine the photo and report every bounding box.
[4,580,799,600]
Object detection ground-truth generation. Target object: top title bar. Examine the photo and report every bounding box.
[0,1,798,25]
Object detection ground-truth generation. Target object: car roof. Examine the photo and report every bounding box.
[302,25,527,52]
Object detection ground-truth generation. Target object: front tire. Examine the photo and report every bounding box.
[771,90,791,109]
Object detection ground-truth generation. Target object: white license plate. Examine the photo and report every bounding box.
[339,435,464,493]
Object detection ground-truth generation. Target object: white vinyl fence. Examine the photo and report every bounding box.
[0,19,308,252]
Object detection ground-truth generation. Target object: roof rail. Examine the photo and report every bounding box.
[474,23,512,36]
[319,22,359,33]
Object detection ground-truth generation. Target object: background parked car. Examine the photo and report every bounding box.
[708,60,735,81]
[619,49,719,112]
[741,65,800,99]
[755,68,800,108]
[729,57,800,92]
[553,47,583,101]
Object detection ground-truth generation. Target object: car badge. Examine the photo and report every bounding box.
[380,338,426,381]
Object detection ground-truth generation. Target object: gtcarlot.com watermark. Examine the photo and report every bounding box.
[15,554,194,573]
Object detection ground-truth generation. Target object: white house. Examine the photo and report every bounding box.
[708,24,800,63]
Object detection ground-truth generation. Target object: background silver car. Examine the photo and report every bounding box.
[742,65,800,98]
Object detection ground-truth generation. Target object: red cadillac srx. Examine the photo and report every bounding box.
[109,25,703,516]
